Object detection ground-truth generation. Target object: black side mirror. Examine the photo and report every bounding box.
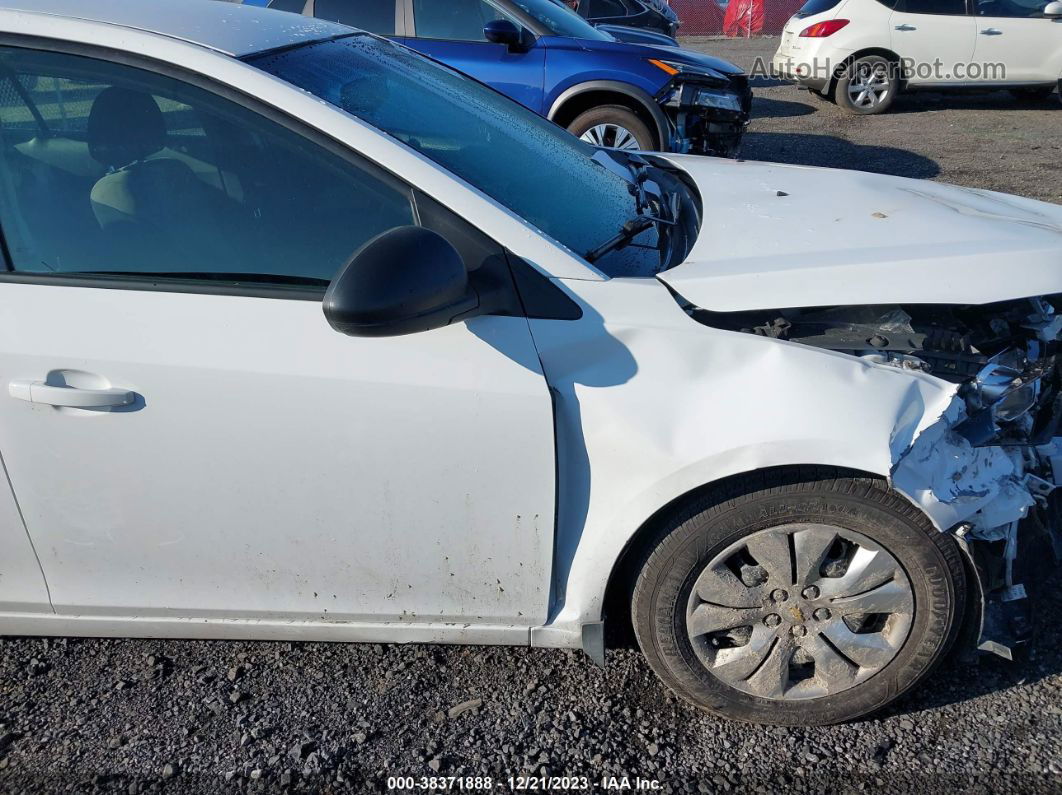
[484,19,523,48]
[324,226,478,337]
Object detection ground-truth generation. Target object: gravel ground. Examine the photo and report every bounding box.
[3,36,1062,795]
[685,36,1062,204]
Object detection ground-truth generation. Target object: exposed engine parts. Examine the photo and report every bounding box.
[692,297,1062,446]
[693,296,1052,374]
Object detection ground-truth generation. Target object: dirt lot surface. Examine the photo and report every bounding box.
[1,36,1061,795]
[690,36,1062,204]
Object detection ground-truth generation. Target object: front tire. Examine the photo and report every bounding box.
[631,471,966,726]
[567,105,655,151]
[834,56,898,115]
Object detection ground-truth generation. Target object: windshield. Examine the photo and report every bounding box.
[513,0,613,40]
[251,34,669,276]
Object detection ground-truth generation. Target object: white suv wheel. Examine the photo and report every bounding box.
[835,55,898,115]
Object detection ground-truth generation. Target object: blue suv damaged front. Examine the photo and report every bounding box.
[535,28,752,156]
[644,50,752,157]
[497,0,751,157]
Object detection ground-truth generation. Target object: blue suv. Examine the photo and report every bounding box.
[238,0,751,156]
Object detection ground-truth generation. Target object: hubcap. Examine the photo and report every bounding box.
[685,524,914,701]
[579,123,641,151]
[847,62,891,109]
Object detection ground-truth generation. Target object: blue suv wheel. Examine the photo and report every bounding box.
[567,105,655,150]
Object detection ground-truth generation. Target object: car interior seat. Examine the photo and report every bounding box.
[88,86,236,273]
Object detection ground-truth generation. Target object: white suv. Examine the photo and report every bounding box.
[773,0,1062,113]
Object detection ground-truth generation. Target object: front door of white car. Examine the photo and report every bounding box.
[890,0,977,85]
[971,0,1062,84]
[0,458,50,613]
[0,46,557,628]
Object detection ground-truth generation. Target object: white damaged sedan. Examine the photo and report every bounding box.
[0,0,1060,726]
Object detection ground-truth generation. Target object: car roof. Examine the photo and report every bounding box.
[0,0,350,58]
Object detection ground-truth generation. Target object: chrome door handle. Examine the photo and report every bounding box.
[9,380,134,408]
[981,28,1003,35]
[895,24,917,31]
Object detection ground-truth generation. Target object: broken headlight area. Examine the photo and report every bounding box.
[690,296,1062,658]
[662,78,751,159]
[691,87,745,112]
[954,353,1056,446]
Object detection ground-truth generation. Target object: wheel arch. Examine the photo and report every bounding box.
[547,81,669,150]
[599,463,912,648]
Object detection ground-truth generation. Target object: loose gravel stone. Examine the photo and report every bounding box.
[446,699,483,719]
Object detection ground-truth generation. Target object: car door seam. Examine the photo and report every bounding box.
[0,448,54,612]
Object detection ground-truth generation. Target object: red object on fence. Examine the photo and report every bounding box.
[723,0,762,36]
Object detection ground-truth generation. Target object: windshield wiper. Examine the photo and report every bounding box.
[592,150,656,216]
[586,151,683,264]
[584,215,657,263]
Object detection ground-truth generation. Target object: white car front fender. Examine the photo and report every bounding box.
[527,277,974,649]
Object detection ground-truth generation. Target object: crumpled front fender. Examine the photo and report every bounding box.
[527,277,1056,658]
[527,277,974,649]
[891,399,1037,540]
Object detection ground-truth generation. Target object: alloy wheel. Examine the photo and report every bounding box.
[847,62,892,109]
[579,123,641,150]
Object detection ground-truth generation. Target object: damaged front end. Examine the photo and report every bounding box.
[659,75,752,159]
[692,296,1062,658]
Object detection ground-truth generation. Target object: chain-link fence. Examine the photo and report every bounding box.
[670,0,805,36]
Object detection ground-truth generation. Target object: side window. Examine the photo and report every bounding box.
[412,0,506,41]
[315,0,398,34]
[588,0,630,15]
[976,0,1050,16]
[899,0,968,13]
[0,47,415,285]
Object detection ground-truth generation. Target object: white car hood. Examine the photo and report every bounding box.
[657,156,1062,312]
